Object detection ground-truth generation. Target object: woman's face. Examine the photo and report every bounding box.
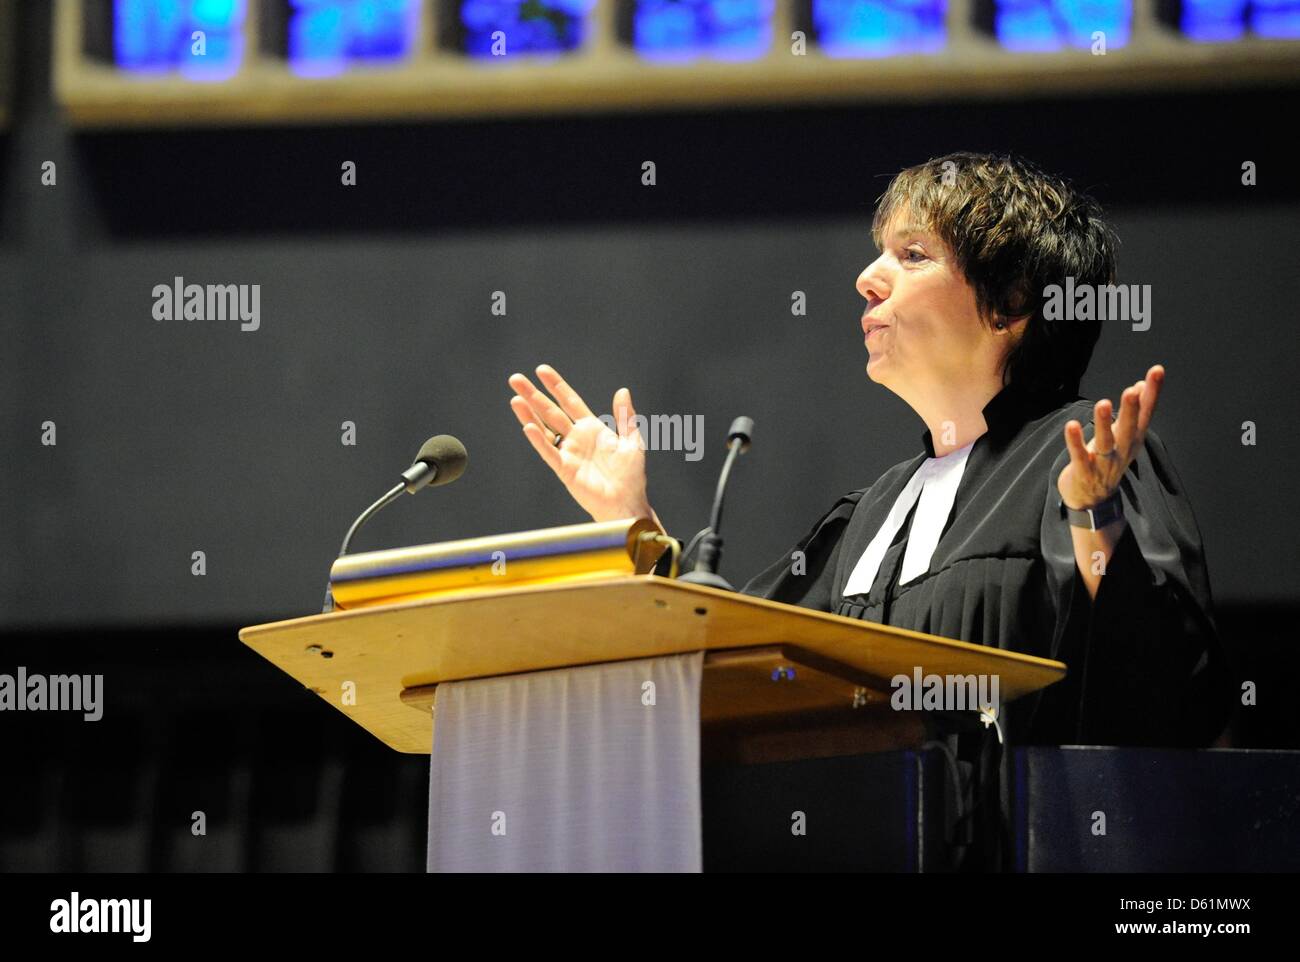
[856,210,998,398]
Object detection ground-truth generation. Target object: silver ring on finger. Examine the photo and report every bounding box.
[1097,448,1121,461]
[547,411,573,447]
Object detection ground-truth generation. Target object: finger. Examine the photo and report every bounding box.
[509,394,546,433]
[521,422,563,473]
[507,371,544,406]
[507,372,550,426]
[536,364,596,423]
[507,370,535,392]
[1114,382,1141,448]
[1136,365,1164,434]
[614,387,637,438]
[511,369,577,436]
[1063,419,1092,472]
[1093,398,1116,455]
[511,388,565,439]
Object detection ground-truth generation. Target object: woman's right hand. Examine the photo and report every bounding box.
[508,364,659,527]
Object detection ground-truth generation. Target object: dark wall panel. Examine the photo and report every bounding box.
[2,8,1297,627]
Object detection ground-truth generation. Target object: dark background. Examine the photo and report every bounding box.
[2,7,1298,870]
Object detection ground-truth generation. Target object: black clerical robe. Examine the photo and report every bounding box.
[737,385,1233,749]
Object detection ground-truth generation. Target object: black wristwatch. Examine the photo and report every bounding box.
[1061,491,1124,531]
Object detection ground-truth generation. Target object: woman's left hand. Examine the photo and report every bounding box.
[1057,364,1164,511]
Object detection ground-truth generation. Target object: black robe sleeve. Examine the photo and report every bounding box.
[1038,427,1235,747]
[736,489,869,610]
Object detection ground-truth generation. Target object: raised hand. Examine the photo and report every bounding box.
[508,364,655,524]
[1058,364,1164,511]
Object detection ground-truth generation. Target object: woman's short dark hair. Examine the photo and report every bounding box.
[871,152,1119,399]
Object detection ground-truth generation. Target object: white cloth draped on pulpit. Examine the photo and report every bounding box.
[427,652,704,872]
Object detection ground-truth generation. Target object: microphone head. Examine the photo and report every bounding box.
[727,417,754,453]
[414,435,468,487]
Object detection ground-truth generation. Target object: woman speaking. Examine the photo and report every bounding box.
[506,152,1232,756]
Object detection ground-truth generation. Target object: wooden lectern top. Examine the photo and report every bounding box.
[239,574,1066,754]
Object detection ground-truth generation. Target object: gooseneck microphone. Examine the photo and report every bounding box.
[678,417,753,591]
[321,435,468,612]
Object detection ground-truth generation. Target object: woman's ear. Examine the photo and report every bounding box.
[994,313,1031,334]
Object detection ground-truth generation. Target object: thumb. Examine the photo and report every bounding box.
[614,387,637,437]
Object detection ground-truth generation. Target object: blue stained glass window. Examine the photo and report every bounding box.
[1181,0,1248,39]
[991,0,1130,51]
[630,0,775,61]
[114,0,246,79]
[812,0,946,57]
[288,1,420,76]
[460,0,598,57]
[1255,0,1300,36]
[1180,0,1300,40]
